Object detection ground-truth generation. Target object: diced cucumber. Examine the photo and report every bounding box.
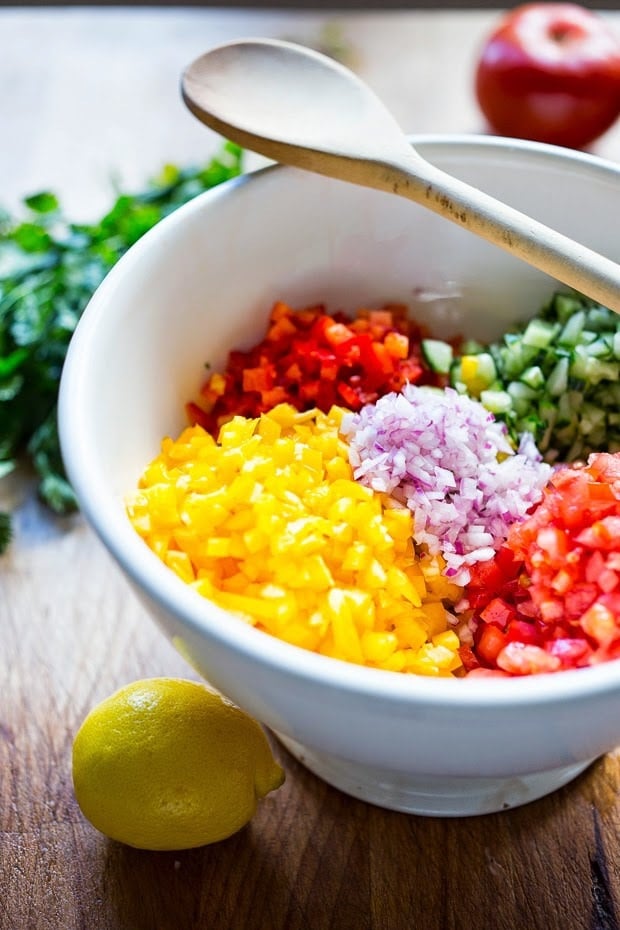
[538,398,559,427]
[597,382,620,405]
[445,289,620,463]
[507,381,538,402]
[552,293,583,324]
[479,389,512,415]
[517,414,544,437]
[570,348,618,384]
[589,360,618,385]
[584,337,613,358]
[421,339,453,374]
[497,341,542,379]
[546,357,569,396]
[522,319,559,349]
[520,365,545,389]
[558,310,585,347]
[586,307,615,332]
[557,391,582,426]
[579,403,606,436]
[507,380,538,417]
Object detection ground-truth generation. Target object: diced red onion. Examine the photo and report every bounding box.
[340,385,552,584]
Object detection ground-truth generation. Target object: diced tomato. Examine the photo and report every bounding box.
[597,569,619,594]
[536,526,568,559]
[580,602,617,648]
[586,452,620,486]
[576,516,620,550]
[550,568,575,594]
[564,583,598,620]
[480,597,515,628]
[600,593,620,615]
[475,624,510,666]
[496,643,561,676]
[545,638,592,667]
[505,619,541,646]
[469,452,620,676]
[585,551,606,583]
[468,548,520,591]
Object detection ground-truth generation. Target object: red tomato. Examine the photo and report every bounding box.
[467,453,620,675]
[475,624,510,666]
[475,3,620,149]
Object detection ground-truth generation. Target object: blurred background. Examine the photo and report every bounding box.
[4,0,620,7]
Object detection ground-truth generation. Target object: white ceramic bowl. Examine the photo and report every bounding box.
[59,136,620,817]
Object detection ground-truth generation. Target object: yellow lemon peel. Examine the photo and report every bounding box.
[72,678,284,851]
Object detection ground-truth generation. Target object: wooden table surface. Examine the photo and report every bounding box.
[2,8,620,929]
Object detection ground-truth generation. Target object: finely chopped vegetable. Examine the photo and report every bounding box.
[128,405,464,677]
[448,291,620,462]
[340,384,551,585]
[187,301,444,435]
[129,293,620,678]
[462,453,620,676]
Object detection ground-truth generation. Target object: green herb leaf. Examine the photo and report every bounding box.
[0,142,244,551]
[24,191,60,214]
[0,512,11,555]
[11,222,54,253]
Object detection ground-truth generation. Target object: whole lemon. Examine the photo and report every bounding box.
[72,678,285,850]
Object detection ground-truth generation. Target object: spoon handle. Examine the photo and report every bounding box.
[378,152,620,313]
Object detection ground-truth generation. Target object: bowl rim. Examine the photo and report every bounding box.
[59,133,620,709]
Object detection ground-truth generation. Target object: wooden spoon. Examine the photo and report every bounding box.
[182,37,620,313]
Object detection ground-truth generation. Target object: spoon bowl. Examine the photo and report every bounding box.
[182,38,620,312]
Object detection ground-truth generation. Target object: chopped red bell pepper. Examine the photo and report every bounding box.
[188,300,445,434]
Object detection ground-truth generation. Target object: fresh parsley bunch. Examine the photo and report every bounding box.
[0,143,244,554]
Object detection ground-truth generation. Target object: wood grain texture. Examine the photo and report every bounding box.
[1,9,620,930]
